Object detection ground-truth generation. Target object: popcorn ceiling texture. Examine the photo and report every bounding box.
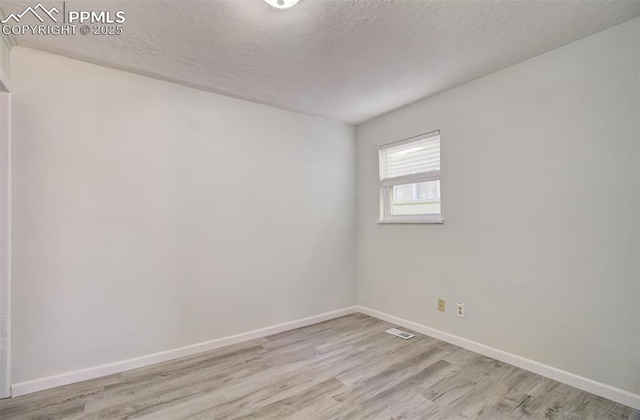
[3,0,640,123]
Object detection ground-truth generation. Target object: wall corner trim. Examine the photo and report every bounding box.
[10,306,359,397]
[356,305,640,410]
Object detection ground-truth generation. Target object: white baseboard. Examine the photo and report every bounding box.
[356,305,640,410]
[11,306,359,397]
[11,305,640,410]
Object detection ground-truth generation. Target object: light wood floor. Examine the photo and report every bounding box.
[1,313,638,419]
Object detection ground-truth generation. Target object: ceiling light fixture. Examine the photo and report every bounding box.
[264,0,299,9]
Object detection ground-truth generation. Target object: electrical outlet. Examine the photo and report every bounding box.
[456,302,465,318]
[438,299,445,312]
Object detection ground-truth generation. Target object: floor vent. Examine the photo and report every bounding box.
[385,328,415,340]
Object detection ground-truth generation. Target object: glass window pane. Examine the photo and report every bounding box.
[391,180,440,216]
[393,184,415,202]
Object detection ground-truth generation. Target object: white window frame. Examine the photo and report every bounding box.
[378,131,443,224]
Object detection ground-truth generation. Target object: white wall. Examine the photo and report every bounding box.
[357,18,640,394]
[0,92,11,398]
[11,47,357,383]
[0,30,11,398]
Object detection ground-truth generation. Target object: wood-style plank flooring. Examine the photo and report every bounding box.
[1,313,638,419]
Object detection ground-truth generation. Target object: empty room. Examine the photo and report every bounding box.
[0,0,638,418]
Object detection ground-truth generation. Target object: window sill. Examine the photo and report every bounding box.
[378,216,444,224]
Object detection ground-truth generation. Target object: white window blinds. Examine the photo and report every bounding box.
[379,131,440,186]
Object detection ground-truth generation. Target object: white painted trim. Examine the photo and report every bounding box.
[11,304,640,409]
[0,93,11,399]
[11,306,358,397]
[378,216,443,224]
[356,306,640,410]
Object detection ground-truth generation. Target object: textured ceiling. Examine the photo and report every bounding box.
[2,0,639,124]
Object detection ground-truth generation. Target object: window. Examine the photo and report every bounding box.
[379,131,442,224]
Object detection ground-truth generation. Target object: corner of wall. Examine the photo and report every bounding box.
[354,123,364,307]
[351,123,360,307]
[636,15,640,396]
[355,17,640,396]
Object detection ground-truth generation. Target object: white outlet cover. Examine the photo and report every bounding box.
[456,302,465,318]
